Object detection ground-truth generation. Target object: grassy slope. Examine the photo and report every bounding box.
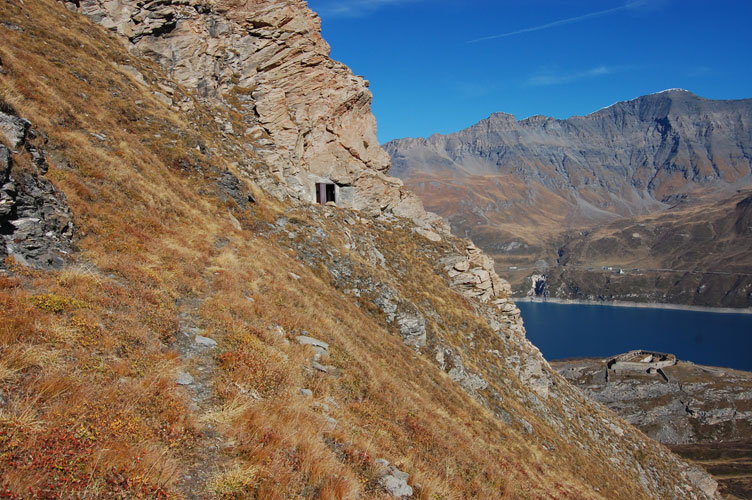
[0,1,713,498]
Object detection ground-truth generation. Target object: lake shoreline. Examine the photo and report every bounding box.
[514,296,752,315]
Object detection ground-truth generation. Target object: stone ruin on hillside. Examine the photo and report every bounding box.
[607,350,678,382]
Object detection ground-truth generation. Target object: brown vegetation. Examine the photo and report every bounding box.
[0,0,718,498]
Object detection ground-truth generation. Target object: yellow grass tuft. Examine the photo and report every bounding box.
[207,464,259,497]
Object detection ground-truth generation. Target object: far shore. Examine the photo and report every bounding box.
[514,296,752,315]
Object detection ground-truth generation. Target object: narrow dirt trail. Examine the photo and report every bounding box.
[172,296,229,498]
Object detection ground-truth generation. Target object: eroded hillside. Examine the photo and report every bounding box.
[535,192,752,306]
[0,0,722,498]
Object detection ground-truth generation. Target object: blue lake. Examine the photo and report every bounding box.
[517,301,752,371]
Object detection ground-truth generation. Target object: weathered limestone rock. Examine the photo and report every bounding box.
[441,241,512,304]
[194,335,218,348]
[517,351,551,399]
[296,335,329,352]
[685,464,721,499]
[449,363,488,393]
[415,227,441,242]
[396,307,426,348]
[64,0,446,231]
[176,371,194,385]
[454,259,470,272]
[372,285,398,322]
[375,459,413,499]
[0,111,30,148]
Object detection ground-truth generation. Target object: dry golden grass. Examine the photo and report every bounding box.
[0,0,696,498]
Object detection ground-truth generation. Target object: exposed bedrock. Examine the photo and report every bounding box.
[64,0,445,231]
[0,109,73,269]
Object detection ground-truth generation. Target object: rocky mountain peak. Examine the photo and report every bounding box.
[387,91,752,212]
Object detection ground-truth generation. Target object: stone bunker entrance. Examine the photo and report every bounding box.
[315,182,336,205]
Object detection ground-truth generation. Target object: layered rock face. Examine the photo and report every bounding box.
[65,0,442,229]
[0,109,73,269]
[387,90,752,221]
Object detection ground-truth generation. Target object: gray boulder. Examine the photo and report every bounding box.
[375,458,413,499]
[194,335,218,348]
[0,111,30,148]
[176,371,194,385]
[296,335,329,352]
[396,306,426,348]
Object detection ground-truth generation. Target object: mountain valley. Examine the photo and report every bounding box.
[386,91,752,308]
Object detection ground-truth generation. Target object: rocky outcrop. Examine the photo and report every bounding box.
[63,0,445,231]
[395,307,426,348]
[0,109,73,269]
[441,241,512,302]
[375,459,413,499]
[438,241,527,339]
[554,356,752,445]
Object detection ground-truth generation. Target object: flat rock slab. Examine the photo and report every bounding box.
[415,227,441,242]
[195,335,218,347]
[296,335,329,351]
[312,361,338,374]
[176,371,194,385]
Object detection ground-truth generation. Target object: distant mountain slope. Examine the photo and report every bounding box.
[385,91,752,307]
[539,191,752,306]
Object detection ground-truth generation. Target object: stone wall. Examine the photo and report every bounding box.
[609,351,678,373]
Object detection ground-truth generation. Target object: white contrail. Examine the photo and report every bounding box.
[315,0,419,18]
[468,0,648,43]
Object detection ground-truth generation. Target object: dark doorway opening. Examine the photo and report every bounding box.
[316,183,336,204]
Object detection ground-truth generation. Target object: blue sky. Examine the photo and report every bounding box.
[306,0,752,143]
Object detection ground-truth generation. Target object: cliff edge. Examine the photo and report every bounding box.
[65,0,443,229]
